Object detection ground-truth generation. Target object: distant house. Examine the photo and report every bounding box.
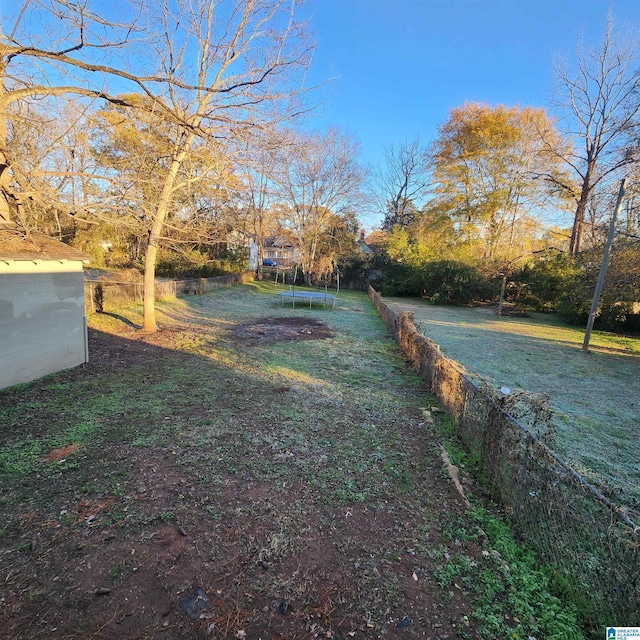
[263,236,299,267]
[226,230,258,270]
[0,222,90,389]
[364,230,388,248]
[357,229,373,255]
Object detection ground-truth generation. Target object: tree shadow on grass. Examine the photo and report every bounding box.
[98,310,142,329]
[0,326,338,638]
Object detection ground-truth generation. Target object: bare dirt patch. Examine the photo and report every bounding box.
[231,316,334,344]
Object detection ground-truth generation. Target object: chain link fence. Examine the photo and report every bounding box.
[85,272,254,313]
[369,286,639,633]
[176,272,254,294]
[85,279,176,313]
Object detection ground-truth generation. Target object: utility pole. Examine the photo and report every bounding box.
[497,273,507,317]
[582,178,627,352]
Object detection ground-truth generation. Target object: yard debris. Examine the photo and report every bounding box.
[504,389,554,437]
[420,408,433,424]
[276,598,290,615]
[116,612,132,625]
[396,616,411,629]
[420,405,443,413]
[42,443,79,463]
[179,587,211,621]
[438,444,471,508]
[75,498,116,526]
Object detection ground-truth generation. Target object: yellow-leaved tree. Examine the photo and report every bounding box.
[431,102,572,261]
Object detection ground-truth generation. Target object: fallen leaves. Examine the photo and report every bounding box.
[42,443,79,463]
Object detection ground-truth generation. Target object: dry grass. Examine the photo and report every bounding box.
[0,283,585,639]
[385,298,640,506]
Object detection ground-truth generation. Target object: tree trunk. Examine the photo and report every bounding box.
[142,236,158,332]
[255,218,264,280]
[0,88,13,221]
[569,163,593,256]
[569,188,588,256]
[142,138,193,332]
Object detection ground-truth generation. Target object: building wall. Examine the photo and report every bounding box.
[263,247,298,266]
[248,241,258,271]
[0,260,88,389]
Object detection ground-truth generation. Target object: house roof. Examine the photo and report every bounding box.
[365,230,388,247]
[264,235,298,248]
[0,223,90,262]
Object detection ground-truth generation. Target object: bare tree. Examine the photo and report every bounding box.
[2,0,314,332]
[377,136,430,230]
[134,0,314,330]
[0,1,149,221]
[235,132,283,280]
[553,15,640,255]
[2,98,90,236]
[274,128,365,284]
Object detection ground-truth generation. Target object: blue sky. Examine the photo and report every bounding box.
[300,1,640,228]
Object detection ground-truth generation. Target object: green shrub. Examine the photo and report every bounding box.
[377,261,426,297]
[378,259,496,304]
[155,248,248,278]
[512,252,582,312]
[423,260,488,304]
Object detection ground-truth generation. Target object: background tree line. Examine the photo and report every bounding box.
[1,0,367,332]
[3,4,640,334]
[370,15,640,334]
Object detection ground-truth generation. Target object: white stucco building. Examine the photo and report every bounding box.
[0,223,90,389]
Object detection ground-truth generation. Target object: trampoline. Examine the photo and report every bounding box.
[277,289,337,308]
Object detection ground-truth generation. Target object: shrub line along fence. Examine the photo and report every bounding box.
[85,272,254,313]
[368,286,639,634]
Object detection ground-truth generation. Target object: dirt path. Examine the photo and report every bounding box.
[0,286,581,639]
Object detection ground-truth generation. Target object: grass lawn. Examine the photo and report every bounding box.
[0,283,584,639]
[384,297,640,512]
